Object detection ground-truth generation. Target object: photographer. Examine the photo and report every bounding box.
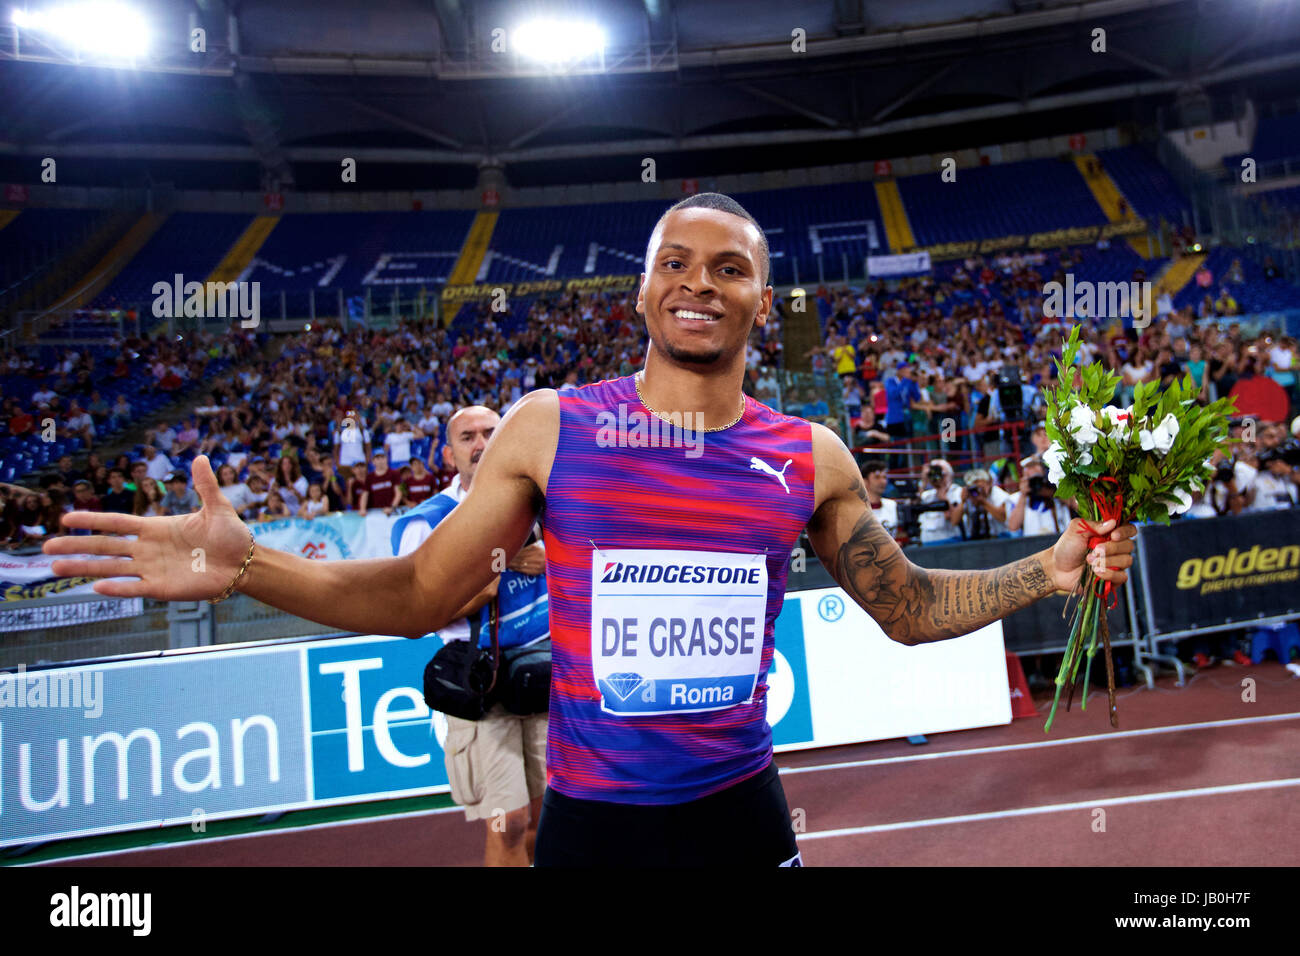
[1187,450,1249,517]
[1007,459,1073,537]
[918,459,964,545]
[860,459,899,539]
[390,405,549,867]
[1249,442,1300,510]
[961,468,1013,539]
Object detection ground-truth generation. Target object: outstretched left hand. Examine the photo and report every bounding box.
[1047,518,1137,594]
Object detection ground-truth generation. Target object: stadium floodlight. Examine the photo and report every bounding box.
[511,18,605,65]
[11,2,151,59]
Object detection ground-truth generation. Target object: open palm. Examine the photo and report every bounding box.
[44,455,252,601]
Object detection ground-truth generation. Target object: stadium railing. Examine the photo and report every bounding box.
[851,419,1028,481]
[0,591,354,670]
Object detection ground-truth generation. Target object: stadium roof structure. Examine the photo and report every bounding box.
[2,0,1299,190]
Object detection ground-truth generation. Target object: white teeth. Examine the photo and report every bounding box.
[675,309,717,321]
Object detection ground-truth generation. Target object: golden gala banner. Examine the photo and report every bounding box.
[1136,509,1300,634]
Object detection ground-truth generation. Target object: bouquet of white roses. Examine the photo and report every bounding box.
[1040,325,1237,732]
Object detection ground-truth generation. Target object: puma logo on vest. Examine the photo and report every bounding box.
[749,456,793,494]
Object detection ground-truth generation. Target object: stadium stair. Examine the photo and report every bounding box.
[0,209,19,232]
[1,209,127,324]
[873,180,916,253]
[207,215,280,284]
[1074,154,1153,259]
[447,211,500,286]
[782,294,820,374]
[51,211,168,313]
[1153,252,1207,300]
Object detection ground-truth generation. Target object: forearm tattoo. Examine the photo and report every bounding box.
[833,481,1056,643]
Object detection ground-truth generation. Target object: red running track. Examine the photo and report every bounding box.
[42,663,1300,867]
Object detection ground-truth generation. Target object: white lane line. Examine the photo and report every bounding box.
[797,776,1300,841]
[24,804,465,866]
[30,714,1300,864]
[779,711,1300,776]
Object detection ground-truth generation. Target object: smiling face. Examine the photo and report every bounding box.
[636,208,771,368]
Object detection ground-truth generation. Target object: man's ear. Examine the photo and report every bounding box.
[754,286,773,329]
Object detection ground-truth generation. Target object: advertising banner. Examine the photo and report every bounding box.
[0,552,102,602]
[2,586,1010,846]
[248,512,399,561]
[922,219,1149,262]
[1137,510,1300,635]
[4,513,405,601]
[0,597,142,633]
[867,252,932,278]
[772,588,1009,749]
[0,634,449,848]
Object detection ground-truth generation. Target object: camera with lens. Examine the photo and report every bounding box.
[1257,444,1298,469]
[895,498,955,542]
[1214,459,1236,484]
[1027,474,1049,496]
[926,465,947,485]
[996,364,1023,420]
[892,476,957,543]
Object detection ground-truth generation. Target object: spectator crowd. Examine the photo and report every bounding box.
[1,249,1296,551]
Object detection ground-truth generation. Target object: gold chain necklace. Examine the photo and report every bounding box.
[635,371,746,433]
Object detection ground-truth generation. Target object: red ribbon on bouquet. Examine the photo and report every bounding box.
[1076,476,1125,609]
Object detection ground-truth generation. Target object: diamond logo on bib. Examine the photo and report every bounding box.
[591,548,768,716]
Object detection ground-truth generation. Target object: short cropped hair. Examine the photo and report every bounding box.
[646,192,770,286]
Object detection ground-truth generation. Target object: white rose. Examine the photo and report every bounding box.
[1150,413,1179,456]
[1067,404,1101,446]
[1138,428,1155,452]
[1163,487,1193,516]
[1104,405,1135,432]
[1042,442,1067,485]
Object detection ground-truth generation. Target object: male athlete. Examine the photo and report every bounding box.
[47,193,1136,867]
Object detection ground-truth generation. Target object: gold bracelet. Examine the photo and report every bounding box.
[209,529,256,605]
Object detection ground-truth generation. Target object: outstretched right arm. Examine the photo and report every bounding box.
[46,390,558,639]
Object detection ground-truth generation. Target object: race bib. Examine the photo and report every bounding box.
[591,548,768,716]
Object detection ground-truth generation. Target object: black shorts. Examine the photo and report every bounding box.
[533,761,802,867]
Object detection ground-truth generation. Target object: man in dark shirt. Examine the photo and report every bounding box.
[70,480,101,513]
[314,455,347,512]
[54,455,82,487]
[361,452,403,516]
[8,405,34,438]
[101,468,136,514]
[403,458,436,505]
[1156,348,1182,388]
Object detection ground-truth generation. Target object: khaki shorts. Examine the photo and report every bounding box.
[444,703,548,822]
